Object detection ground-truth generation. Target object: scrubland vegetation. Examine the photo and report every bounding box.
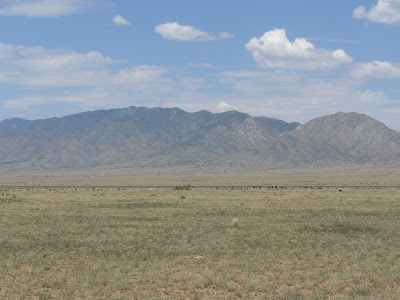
[0,188,399,299]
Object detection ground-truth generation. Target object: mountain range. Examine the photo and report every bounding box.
[1,106,400,175]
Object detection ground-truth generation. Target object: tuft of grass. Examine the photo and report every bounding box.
[349,286,371,298]
[174,184,191,190]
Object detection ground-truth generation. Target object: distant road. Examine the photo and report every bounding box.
[1,185,399,190]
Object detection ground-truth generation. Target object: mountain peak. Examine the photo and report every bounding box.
[275,111,400,167]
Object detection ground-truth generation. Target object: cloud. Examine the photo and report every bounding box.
[0,42,170,89]
[0,42,181,117]
[112,15,130,26]
[186,62,215,69]
[353,0,400,24]
[154,22,215,41]
[351,61,400,78]
[245,28,352,70]
[0,0,100,17]
[0,42,114,87]
[114,66,170,90]
[216,102,237,112]
[219,32,234,40]
[154,22,233,41]
[1,42,399,130]
[217,69,397,125]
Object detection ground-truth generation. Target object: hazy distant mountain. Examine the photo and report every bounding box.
[1,107,399,174]
[265,112,400,168]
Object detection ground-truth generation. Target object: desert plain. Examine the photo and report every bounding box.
[0,169,399,299]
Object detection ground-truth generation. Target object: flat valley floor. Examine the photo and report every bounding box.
[0,174,399,299]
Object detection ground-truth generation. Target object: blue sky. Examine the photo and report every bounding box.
[1,0,400,129]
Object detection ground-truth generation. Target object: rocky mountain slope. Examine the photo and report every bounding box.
[0,107,399,174]
[266,112,400,168]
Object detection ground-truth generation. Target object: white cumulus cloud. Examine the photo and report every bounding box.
[113,15,130,26]
[0,0,100,17]
[245,28,352,70]
[154,22,233,41]
[351,61,400,78]
[353,0,400,24]
[216,102,237,112]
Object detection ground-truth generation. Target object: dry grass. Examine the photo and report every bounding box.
[1,167,400,187]
[0,188,399,299]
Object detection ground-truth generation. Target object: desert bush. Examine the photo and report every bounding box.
[174,184,191,190]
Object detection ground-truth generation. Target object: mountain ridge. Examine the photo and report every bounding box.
[1,106,399,175]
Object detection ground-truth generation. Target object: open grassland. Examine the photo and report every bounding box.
[0,188,399,299]
[1,168,400,188]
